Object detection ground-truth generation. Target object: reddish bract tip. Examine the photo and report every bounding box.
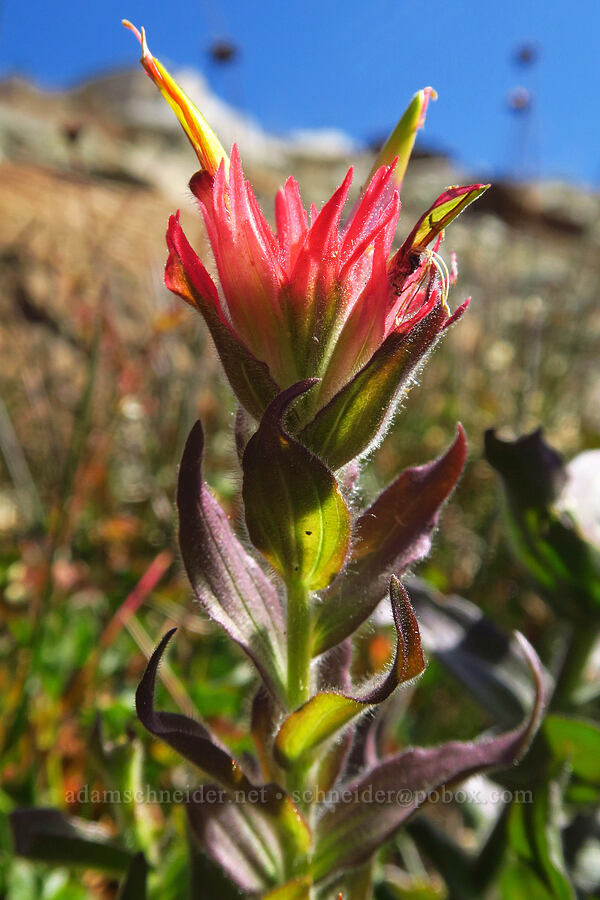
[122,20,163,85]
[418,86,438,129]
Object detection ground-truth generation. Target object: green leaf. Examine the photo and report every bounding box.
[300,303,448,471]
[243,382,350,591]
[485,429,600,618]
[275,579,423,767]
[10,808,133,873]
[504,780,575,900]
[381,873,446,900]
[118,853,148,899]
[274,690,363,768]
[545,715,600,784]
[500,861,558,899]
[262,877,312,899]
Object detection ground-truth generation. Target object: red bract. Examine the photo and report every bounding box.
[169,148,488,415]
[172,151,427,396]
[125,21,487,427]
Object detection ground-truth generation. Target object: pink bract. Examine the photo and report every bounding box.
[167,145,450,406]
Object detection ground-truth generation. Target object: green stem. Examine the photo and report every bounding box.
[285,579,313,826]
[286,579,312,711]
[550,622,599,711]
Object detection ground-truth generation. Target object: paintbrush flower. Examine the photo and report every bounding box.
[125,22,487,462]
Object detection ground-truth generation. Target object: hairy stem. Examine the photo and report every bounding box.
[285,579,313,825]
[286,579,312,710]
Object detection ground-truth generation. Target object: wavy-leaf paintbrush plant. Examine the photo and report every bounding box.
[122,22,547,898]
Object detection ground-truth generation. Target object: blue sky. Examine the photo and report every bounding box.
[2,0,599,184]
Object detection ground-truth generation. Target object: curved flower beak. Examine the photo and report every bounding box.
[122,20,228,177]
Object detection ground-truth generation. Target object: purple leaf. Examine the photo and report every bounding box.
[243,381,351,591]
[251,687,285,784]
[484,428,566,510]
[312,633,547,881]
[178,420,286,699]
[137,631,311,873]
[314,426,467,654]
[136,629,253,793]
[187,786,285,893]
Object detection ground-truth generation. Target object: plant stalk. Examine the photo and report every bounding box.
[285,578,313,825]
[550,622,599,711]
[286,579,312,711]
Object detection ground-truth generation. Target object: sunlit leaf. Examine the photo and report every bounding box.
[123,21,229,175]
[400,184,489,256]
[500,861,557,899]
[366,88,437,190]
[243,381,350,591]
[262,877,313,899]
[300,302,448,471]
[544,715,600,784]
